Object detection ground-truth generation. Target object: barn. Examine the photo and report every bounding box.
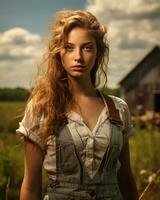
[119,45,160,116]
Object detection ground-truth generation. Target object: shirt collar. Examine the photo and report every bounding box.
[66,90,109,124]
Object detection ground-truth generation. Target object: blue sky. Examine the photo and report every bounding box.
[0,0,160,88]
[1,0,86,34]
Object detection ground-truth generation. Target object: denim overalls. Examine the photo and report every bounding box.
[43,96,124,200]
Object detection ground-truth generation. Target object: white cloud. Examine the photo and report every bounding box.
[86,0,160,20]
[0,27,41,44]
[85,0,160,88]
[0,27,44,88]
[0,27,43,60]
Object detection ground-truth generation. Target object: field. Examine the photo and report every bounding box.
[0,102,160,200]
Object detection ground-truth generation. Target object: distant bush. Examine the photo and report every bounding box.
[0,87,120,102]
[0,88,30,101]
[103,87,120,97]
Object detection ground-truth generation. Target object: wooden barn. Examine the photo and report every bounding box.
[119,45,160,116]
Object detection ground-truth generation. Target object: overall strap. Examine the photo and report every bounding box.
[105,95,123,126]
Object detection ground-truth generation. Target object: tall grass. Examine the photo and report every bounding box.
[0,102,25,199]
[0,102,25,133]
[0,132,24,199]
[130,127,160,200]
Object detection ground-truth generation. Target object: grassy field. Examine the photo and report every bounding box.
[0,101,160,199]
[0,102,25,199]
[130,128,160,200]
[0,102,25,133]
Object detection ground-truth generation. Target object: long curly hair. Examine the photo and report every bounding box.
[27,10,109,141]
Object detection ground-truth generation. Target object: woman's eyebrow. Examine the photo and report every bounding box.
[66,41,95,45]
[82,42,94,45]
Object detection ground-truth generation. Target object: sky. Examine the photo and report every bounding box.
[0,0,160,88]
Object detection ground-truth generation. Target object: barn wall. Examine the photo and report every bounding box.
[140,63,160,85]
[123,84,154,115]
[120,47,160,115]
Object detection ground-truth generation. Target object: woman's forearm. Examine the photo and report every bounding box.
[20,183,42,200]
[128,171,139,200]
[20,139,43,200]
[118,142,139,200]
[118,170,138,200]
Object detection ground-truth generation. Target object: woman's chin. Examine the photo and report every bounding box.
[70,71,84,77]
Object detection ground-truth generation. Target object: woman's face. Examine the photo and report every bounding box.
[60,27,97,79]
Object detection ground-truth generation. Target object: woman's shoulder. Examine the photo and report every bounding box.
[102,93,129,111]
[16,98,46,150]
[102,94,134,140]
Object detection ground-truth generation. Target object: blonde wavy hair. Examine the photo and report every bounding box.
[28,10,109,141]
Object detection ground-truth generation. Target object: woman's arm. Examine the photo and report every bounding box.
[118,141,139,200]
[20,138,44,200]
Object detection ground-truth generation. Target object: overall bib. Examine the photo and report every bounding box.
[43,96,124,200]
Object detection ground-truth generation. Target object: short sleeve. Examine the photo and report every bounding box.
[110,96,134,144]
[16,100,45,151]
[121,101,134,143]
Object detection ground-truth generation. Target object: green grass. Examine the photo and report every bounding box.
[0,102,25,199]
[0,132,24,199]
[130,128,160,199]
[0,101,26,133]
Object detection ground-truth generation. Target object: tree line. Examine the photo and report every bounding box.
[0,88,30,101]
[0,87,120,101]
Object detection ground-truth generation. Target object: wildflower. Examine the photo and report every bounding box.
[139,169,147,175]
[148,173,156,183]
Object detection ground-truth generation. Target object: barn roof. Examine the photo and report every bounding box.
[119,45,160,86]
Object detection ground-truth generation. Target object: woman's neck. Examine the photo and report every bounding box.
[68,75,97,98]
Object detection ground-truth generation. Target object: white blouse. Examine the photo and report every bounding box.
[16,93,134,180]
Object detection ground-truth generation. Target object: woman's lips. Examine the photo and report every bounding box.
[71,65,85,71]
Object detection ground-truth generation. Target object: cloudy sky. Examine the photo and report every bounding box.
[0,0,160,88]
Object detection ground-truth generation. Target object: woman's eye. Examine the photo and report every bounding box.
[64,45,74,52]
[84,46,94,52]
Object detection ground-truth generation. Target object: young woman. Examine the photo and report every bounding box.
[16,10,138,200]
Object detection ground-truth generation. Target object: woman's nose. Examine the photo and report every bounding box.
[74,48,83,62]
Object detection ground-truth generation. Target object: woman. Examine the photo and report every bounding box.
[16,10,138,200]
